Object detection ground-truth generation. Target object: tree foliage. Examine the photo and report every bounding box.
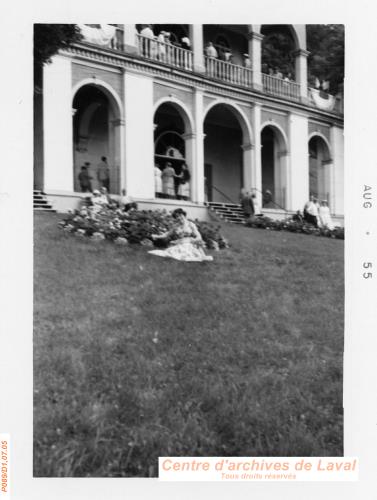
[262,30,296,78]
[34,24,82,66]
[261,25,344,94]
[306,25,344,94]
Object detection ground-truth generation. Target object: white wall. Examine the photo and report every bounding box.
[124,71,154,198]
[43,55,73,192]
[330,126,344,216]
[288,113,309,211]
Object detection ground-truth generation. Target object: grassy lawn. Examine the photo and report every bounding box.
[33,212,344,477]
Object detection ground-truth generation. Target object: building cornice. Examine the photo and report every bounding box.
[63,43,344,126]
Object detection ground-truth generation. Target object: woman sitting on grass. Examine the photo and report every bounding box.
[149,208,213,262]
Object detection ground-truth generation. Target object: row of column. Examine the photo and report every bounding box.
[123,24,309,101]
[43,55,343,214]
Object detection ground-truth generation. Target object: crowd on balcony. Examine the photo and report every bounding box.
[139,25,191,50]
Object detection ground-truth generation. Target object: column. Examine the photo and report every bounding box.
[111,118,125,194]
[251,103,263,208]
[123,70,155,198]
[189,24,205,73]
[241,143,254,191]
[183,133,195,201]
[123,24,138,54]
[330,125,344,215]
[192,88,205,203]
[248,31,264,91]
[276,150,290,209]
[294,49,310,102]
[288,112,309,211]
[43,55,73,192]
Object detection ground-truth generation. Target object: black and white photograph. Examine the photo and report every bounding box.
[33,22,345,477]
[1,0,377,498]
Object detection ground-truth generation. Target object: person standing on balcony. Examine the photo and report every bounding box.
[224,49,232,63]
[321,80,330,92]
[274,67,283,79]
[97,156,110,191]
[243,54,252,69]
[157,31,166,61]
[205,42,218,77]
[162,162,175,198]
[140,24,156,58]
[205,42,218,58]
[181,36,191,50]
[163,32,172,64]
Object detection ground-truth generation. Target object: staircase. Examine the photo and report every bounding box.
[33,190,55,212]
[206,202,245,224]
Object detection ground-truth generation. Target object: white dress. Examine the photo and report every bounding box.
[318,205,334,230]
[149,221,213,262]
[154,167,162,194]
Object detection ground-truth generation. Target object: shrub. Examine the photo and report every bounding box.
[245,216,344,240]
[59,207,229,248]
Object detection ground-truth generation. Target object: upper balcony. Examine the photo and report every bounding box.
[76,24,343,116]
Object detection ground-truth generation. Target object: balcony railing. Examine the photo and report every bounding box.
[77,30,342,114]
[136,34,193,71]
[262,74,300,101]
[204,56,253,88]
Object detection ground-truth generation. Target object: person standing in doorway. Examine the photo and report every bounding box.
[97,156,110,191]
[162,162,175,198]
[78,162,93,192]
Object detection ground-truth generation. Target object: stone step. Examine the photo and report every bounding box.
[34,207,56,212]
[33,191,56,212]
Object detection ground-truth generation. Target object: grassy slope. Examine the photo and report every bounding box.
[34,213,344,477]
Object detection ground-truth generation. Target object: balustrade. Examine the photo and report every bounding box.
[262,74,300,101]
[204,56,253,88]
[77,29,341,113]
[136,34,193,71]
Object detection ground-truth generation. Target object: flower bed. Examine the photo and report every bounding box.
[245,216,344,239]
[58,206,229,249]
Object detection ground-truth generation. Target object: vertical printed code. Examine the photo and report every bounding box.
[0,435,10,499]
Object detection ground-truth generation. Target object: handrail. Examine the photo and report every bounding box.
[208,184,238,205]
[208,183,289,213]
[252,187,289,213]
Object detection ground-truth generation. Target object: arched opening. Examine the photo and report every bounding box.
[72,84,121,194]
[261,125,288,209]
[204,104,245,203]
[308,135,332,204]
[203,25,248,65]
[260,25,297,80]
[154,102,191,200]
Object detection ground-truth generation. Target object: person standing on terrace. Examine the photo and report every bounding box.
[205,42,218,58]
[140,24,156,58]
[243,54,252,69]
[97,156,110,191]
[162,162,175,198]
